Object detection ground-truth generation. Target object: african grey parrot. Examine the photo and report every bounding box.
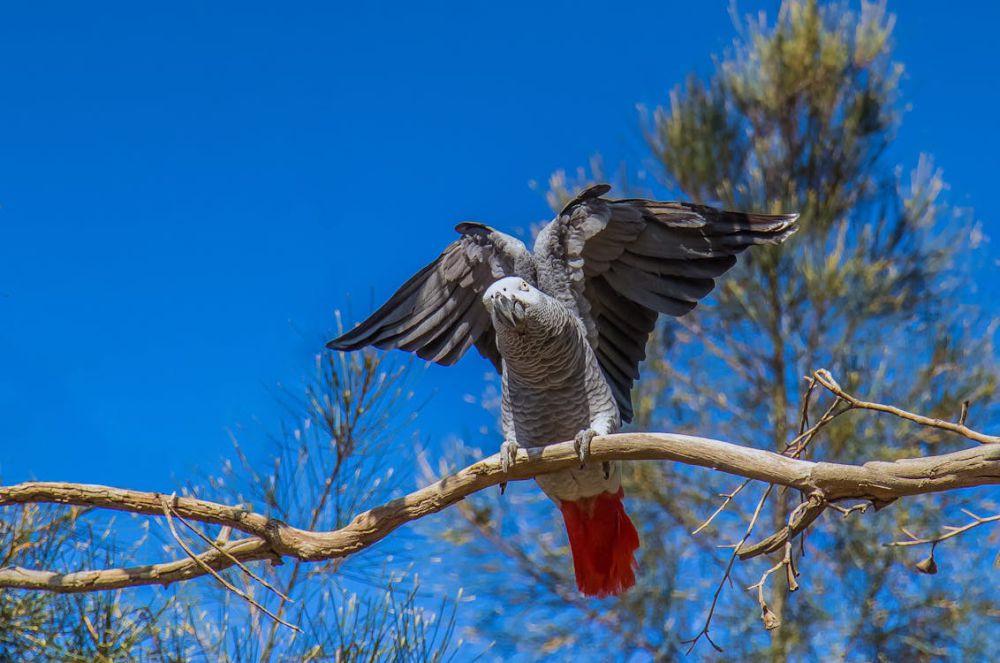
[327,184,798,596]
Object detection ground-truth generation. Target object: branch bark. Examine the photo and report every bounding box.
[2,432,999,593]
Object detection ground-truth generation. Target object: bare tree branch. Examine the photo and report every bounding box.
[736,492,828,560]
[692,480,751,536]
[2,429,1000,593]
[813,369,1000,445]
[157,494,301,633]
[888,510,1000,549]
[684,482,776,653]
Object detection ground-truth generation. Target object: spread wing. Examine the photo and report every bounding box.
[544,184,798,422]
[327,224,531,372]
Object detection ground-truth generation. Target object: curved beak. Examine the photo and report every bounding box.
[490,291,524,329]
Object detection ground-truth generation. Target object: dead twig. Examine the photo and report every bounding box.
[814,369,1000,445]
[887,509,1000,549]
[747,540,799,632]
[692,480,752,536]
[827,502,871,519]
[168,501,293,604]
[692,378,846,538]
[683,483,775,653]
[687,366,996,648]
[737,492,826,560]
[159,495,301,633]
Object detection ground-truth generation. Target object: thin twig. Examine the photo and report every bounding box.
[159,495,301,633]
[799,376,817,436]
[827,502,871,519]
[814,369,1000,445]
[694,379,845,539]
[692,480,751,536]
[746,540,798,631]
[694,377,843,535]
[170,504,293,603]
[737,493,826,560]
[783,394,848,458]
[887,510,1000,548]
[683,483,775,653]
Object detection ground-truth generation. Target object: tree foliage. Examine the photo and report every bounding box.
[0,350,470,662]
[2,2,997,661]
[447,1,999,659]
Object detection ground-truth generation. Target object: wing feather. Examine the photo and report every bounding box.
[544,186,798,421]
[327,225,530,371]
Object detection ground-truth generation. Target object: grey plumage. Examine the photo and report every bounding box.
[328,185,797,595]
[328,184,798,423]
[482,276,621,502]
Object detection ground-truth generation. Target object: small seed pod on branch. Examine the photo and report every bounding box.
[761,605,782,631]
[915,553,938,575]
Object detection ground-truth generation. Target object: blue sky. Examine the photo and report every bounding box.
[2,1,999,490]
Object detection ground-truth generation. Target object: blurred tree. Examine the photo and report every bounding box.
[446,1,999,660]
[0,349,470,662]
[3,2,999,661]
[160,349,469,662]
[0,501,185,661]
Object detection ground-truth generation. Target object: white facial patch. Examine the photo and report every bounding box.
[485,276,526,299]
[483,276,541,308]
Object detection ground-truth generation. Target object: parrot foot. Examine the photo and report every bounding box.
[499,440,520,495]
[500,440,519,473]
[602,461,611,480]
[574,428,597,468]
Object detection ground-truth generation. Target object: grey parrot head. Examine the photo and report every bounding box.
[483,276,547,332]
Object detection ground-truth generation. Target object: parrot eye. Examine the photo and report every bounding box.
[519,281,529,291]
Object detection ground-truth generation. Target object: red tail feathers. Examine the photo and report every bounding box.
[558,488,640,597]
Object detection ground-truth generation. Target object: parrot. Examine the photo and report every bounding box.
[326,184,798,597]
